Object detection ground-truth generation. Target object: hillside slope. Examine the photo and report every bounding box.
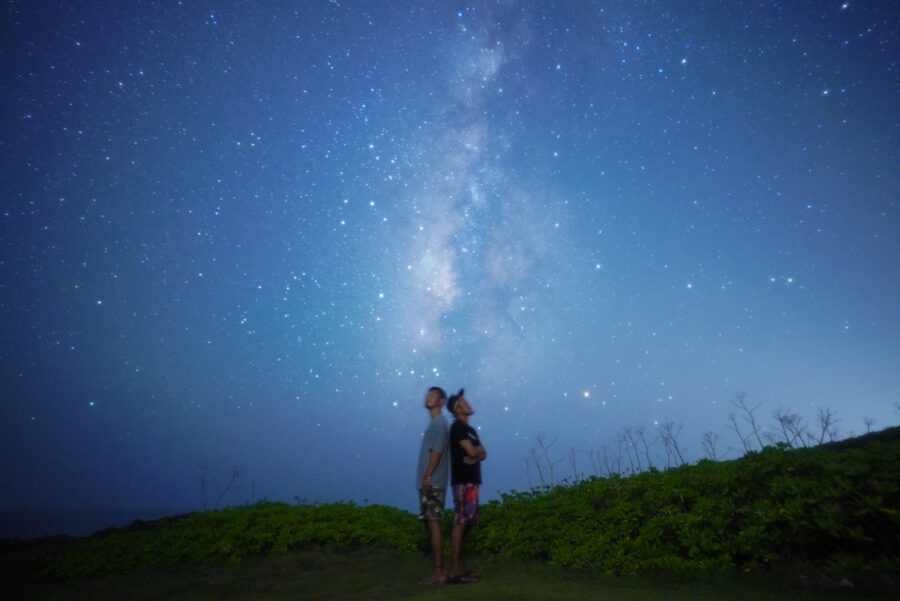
[471,427,900,580]
[2,427,898,589]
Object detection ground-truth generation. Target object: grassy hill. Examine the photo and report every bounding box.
[3,427,898,597]
[472,426,900,579]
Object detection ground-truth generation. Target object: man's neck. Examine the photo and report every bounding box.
[428,406,443,418]
[457,414,470,424]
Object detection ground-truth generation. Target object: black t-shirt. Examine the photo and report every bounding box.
[449,419,482,485]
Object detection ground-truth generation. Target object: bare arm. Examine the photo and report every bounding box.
[459,439,487,462]
[422,450,442,487]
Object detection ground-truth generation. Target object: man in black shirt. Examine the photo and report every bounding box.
[447,389,486,583]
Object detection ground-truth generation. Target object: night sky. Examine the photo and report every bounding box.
[2,1,899,531]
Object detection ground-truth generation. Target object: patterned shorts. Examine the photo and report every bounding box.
[418,486,446,521]
[452,483,480,526]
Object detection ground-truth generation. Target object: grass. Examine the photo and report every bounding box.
[4,547,885,601]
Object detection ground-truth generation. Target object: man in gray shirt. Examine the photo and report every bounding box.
[415,386,449,584]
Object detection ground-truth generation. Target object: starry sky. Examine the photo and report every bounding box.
[2,1,899,528]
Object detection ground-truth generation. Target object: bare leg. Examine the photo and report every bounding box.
[427,520,445,573]
[450,523,474,578]
[421,520,446,583]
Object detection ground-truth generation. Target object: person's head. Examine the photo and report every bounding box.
[425,386,446,411]
[446,388,473,419]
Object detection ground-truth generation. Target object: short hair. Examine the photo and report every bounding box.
[446,388,465,415]
[429,386,446,402]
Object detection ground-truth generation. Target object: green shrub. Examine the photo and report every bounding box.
[36,428,900,581]
[49,501,422,578]
[471,437,900,576]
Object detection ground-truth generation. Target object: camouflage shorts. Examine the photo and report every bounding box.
[417,485,446,521]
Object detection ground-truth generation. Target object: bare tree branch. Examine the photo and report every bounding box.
[814,406,841,444]
[772,407,807,448]
[528,446,546,487]
[588,448,600,477]
[701,431,720,461]
[568,447,581,482]
[863,416,877,434]
[731,392,765,449]
[214,465,245,510]
[618,433,635,474]
[727,412,752,453]
[525,435,565,487]
[598,444,620,476]
[623,429,643,472]
[634,426,655,470]
[195,460,214,510]
[657,421,686,467]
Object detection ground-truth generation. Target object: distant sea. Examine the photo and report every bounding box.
[0,507,193,539]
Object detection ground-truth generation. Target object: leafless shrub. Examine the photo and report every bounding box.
[633,426,655,470]
[196,460,214,510]
[525,435,564,487]
[197,462,246,510]
[728,392,765,451]
[618,432,636,474]
[657,421,686,467]
[215,465,245,509]
[772,407,808,448]
[814,406,841,444]
[524,395,857,491]
[596,443,621,476]
[701,431,720,461]
[525,447,545,487]
[863,416,877,433]
[622,428,643,472]
[568,446,581,482]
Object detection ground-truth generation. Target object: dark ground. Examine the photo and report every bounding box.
[2,544,890,601]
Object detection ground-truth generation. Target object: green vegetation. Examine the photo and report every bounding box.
[37,502,422,578]
[2,428,898,599]
[472,435,900,580]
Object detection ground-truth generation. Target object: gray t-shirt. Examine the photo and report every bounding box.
[415,413,449,490]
